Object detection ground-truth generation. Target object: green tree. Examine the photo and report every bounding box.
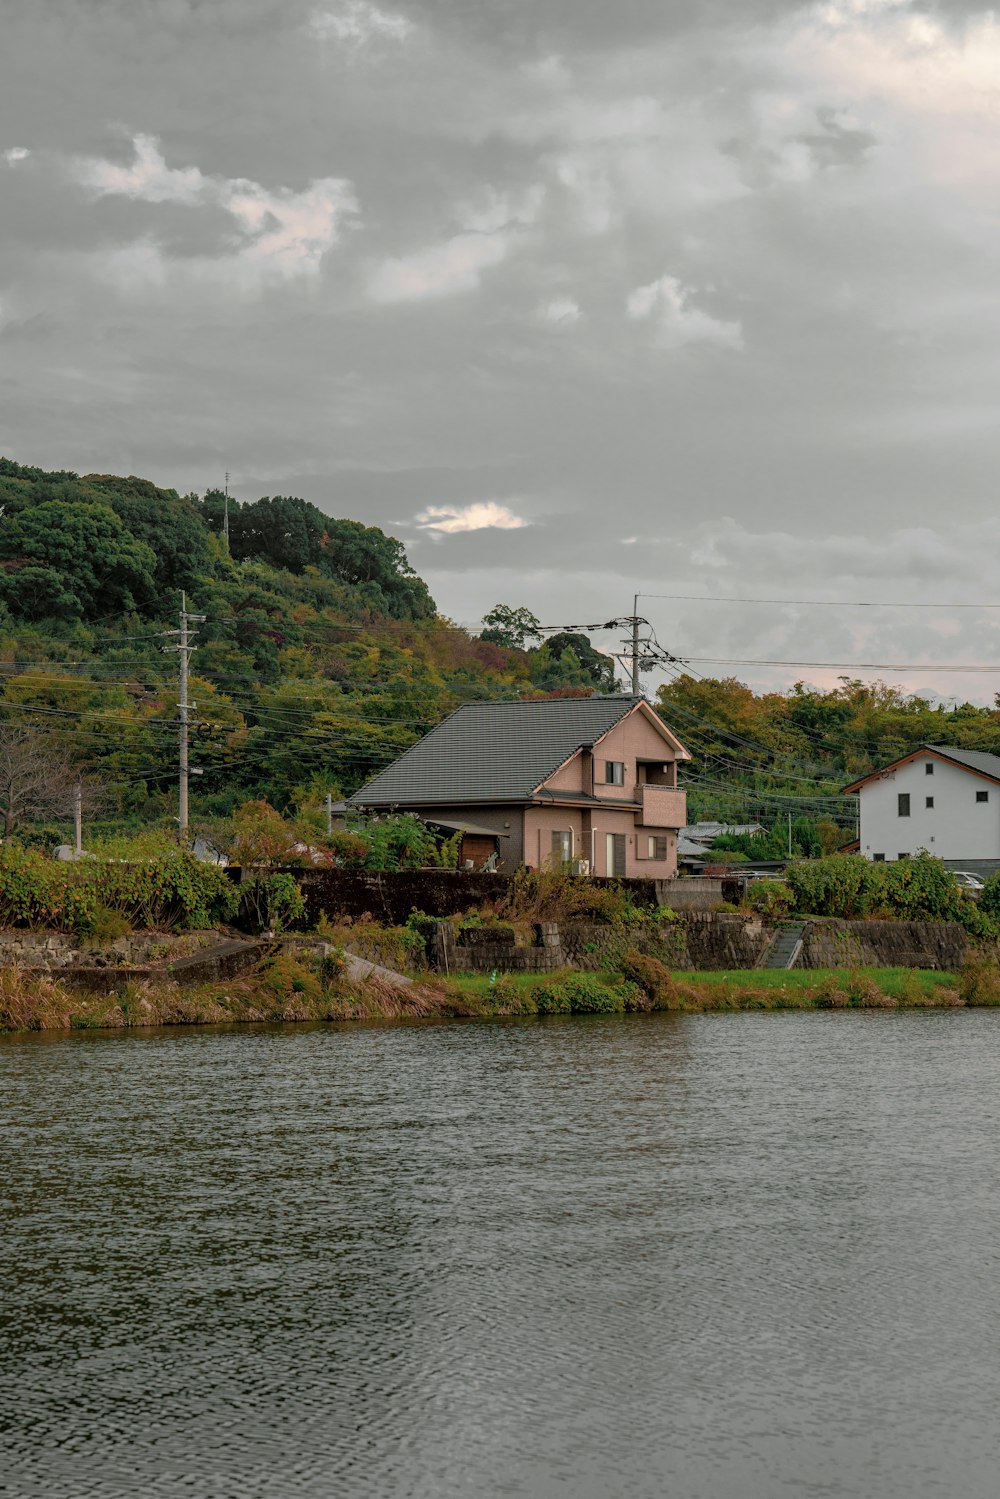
[0,501,157,621]
[81,474,212,593]
[480,604,542,651]
[541,632,618,691]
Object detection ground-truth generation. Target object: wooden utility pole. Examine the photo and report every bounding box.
[74,776,82,858]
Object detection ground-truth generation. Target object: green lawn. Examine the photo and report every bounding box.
[675,967,956,998]
[446,966,959,1011]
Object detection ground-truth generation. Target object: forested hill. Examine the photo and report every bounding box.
[0,459,617,825]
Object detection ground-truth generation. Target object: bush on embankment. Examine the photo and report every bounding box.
[783,852,997,936]
[0,846,238,936]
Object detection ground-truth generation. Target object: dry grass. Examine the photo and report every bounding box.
[0,956,986,1034]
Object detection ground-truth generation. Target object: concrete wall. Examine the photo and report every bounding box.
[859,755,1000,861]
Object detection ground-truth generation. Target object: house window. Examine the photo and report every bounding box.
[898,793,910,817]
[638,835,668,860]
[898,852,911,860]
[977,791,989,803]
[604,760,625,786]
[926,796,934,809]
[551,830,572,864]
[925,762,934,775]
[873,853,886,862]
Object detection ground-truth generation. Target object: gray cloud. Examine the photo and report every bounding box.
[3,0,1000,700]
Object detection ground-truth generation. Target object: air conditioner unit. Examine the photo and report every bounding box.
[572,858,591,876]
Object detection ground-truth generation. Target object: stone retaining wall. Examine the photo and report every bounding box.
[799,919,969,971]
[429,912,971,974]
[26,939,271,995]
[0,929,221,970]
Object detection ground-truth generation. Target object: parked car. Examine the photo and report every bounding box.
[953,871,986,896]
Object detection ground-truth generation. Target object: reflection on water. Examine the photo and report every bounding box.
[3,1012,1000,1498]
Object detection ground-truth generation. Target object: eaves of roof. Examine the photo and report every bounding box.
[842,743,1000,794]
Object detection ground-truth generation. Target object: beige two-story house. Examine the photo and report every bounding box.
[349,695,690,877]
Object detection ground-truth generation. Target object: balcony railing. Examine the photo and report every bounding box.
[634,784,686,828]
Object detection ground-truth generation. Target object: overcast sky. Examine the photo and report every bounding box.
[3,0,1000,702]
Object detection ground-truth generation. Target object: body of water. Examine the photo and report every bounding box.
[3,1011,1000,1498]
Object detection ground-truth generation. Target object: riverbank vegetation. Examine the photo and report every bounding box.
[8,955,1000,1034]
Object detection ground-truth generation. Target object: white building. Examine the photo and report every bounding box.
[844,745,1000,862]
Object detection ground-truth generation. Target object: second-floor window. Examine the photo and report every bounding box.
[604,760,625,786]
[898,793,910,817]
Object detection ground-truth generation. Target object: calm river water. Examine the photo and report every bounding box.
[3,1012,1000,1498]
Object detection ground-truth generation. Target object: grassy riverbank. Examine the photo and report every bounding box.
[3,959,996,1033]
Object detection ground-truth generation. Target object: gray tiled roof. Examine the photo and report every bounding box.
[844,743,1000,792]
[926,745,1000,781]
[350,695,646,806]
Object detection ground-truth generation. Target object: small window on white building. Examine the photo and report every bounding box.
[898,852,911,860]
[926,796,934,809]
[925,762,934,775]
[604,761,625,785]
[898,793,910,817]
[873,853,885,862]
[977,790,989,803]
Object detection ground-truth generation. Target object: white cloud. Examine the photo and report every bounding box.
[3,147,29,164]
[369,231,508,302]
[74,134,357,280]
[78,133,206,204]
[370,182,543,303]
[221,176,357,276]
[415,502,530,534]
[627,274,744,351]
[310,2,413,48]
[538,297,581,325]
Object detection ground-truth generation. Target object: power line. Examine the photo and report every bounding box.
[639,592,1000,610]
[678,657,1000,674]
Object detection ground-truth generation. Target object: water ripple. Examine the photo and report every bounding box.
[3,1013,1000,1497]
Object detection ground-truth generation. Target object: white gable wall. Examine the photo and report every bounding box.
[859,755,1000,861]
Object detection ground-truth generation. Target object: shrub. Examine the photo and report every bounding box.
[260,952,322,1002]
[239,871,306,933]
[785,851,992,933]
[85,905,133,946]
[620,949,679,1010]
[499,868,652,927]
[959,957,1000,1007]
[532,974,631,1014]
[318,947,346,987]
[562,974,626,1013]
[534,981,573,1014]
[741,879,794,918]
[978,873,1000,920]
[0,847,238,936]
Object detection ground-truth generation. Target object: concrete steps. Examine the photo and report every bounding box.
[758,922,806,970]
